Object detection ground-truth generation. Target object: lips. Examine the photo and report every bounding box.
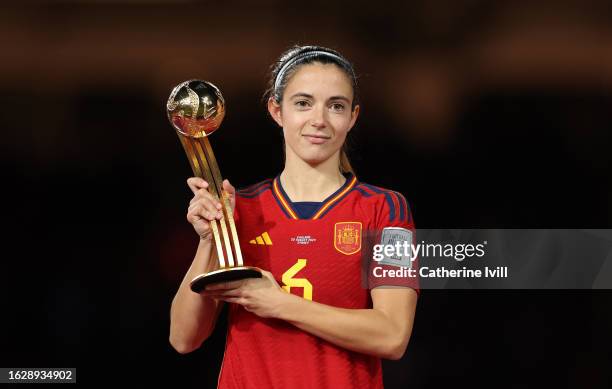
[303,134,330,145]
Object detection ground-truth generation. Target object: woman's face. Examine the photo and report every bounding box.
[269,63,359,168]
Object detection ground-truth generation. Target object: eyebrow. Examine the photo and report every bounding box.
[289,93,351,104]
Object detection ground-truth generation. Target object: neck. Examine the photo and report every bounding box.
[281,151,347,202]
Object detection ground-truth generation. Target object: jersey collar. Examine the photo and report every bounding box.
[272,173,358,220]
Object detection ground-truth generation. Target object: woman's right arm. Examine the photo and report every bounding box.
[169,236,223,354]
[169,177,236,354]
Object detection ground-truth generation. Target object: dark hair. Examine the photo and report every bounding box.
[263,45,359,174]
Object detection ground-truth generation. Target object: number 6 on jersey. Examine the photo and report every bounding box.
[281,259,313,300]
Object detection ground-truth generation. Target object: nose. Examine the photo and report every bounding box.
[310,104,327,128]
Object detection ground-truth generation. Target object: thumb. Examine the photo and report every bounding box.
[222,179,235,195]
[222,179,236,211]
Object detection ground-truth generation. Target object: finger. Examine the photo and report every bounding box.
[192,188,214,205]
[190,188,209,204]
[187,204,208,224]
[186,209,204,225]
[205,280,243,291]
[206,190,224,211]
[189,205,218,224]
[187,204,212,224]
[189,199,222,220]
[188,197,214,215]
[214,297,246,305]
[187,177,209,195]
[190,194,222,216]
[191,189,223,210]
[202,289,242,298]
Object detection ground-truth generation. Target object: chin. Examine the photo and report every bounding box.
[290,144,338,166]
[297,155,328,167]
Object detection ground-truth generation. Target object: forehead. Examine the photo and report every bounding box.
[284,63,353,98]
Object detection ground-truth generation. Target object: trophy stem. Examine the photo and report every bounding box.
[192,138,235,267]
[178,134,231,267]
[200,138,244,267]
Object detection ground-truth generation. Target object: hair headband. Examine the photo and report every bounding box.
[273,50,354,98]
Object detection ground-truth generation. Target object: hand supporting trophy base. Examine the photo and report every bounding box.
[167,80,261,293]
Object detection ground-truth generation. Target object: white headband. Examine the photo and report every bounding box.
[273,50,353,99]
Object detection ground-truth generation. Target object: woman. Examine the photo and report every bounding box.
[170,45,418,389]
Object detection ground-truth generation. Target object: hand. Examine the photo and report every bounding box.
[186,177,236,240]
[201,270,290,319]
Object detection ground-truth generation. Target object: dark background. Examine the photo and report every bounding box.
[1,1,611,387]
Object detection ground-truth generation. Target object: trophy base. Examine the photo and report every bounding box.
[190,266,262,293]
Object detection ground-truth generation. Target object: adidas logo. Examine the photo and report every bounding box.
[249,232,273,245]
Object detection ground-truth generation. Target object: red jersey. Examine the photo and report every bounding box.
[217,174,418,389]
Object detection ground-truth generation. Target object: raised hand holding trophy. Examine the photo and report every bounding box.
[166,80,261,293]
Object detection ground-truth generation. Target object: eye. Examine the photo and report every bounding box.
[295,100,311,109]
[330,102,345,112]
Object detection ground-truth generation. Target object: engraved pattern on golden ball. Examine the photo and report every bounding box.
[166,80,226,138]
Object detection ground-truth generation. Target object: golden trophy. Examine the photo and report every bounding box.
[167,80,261,293]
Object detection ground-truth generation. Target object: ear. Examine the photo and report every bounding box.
[347,104,360,132]
[267,97,283,127]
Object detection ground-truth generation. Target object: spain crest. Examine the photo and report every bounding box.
[334,222,362,255]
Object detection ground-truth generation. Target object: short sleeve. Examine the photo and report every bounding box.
[366,190,420,295]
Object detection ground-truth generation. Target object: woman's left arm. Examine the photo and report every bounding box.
[202,271,418,360]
